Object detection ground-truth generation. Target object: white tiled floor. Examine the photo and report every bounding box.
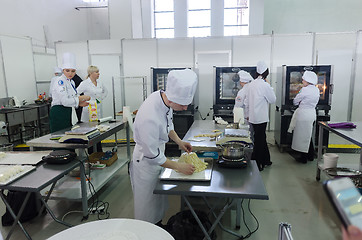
[1,132,360,240]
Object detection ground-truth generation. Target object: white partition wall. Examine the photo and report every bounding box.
[33,53,57,97]
[0,40,6,98]
[353,31,362,121]
[315,32,356,122]
[0,35,37,103]
[194,37,233,119]
[232,35,272,67]
[157,38,194,68]
[122,39,157,111]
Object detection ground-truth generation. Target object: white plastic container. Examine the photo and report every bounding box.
[323,153,339,169]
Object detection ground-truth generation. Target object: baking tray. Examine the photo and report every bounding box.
[159,158,213,181]
[0,165,36,186]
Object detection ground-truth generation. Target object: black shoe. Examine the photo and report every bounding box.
[258,163,264,171]
[265,161,273,166]
[296,158,307,164]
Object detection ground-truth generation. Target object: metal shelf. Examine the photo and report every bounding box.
[40,157,129,201]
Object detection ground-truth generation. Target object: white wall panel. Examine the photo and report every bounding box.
[194,37,232,54]
[0,40,6,98]
[315,32,356,122]
[233,35,272,67]
[122,39,157,111]
[157,38,194,68]
[0,36,37,103]
[33,53,56,98]
[89,40,122,55]
[353,31,362,121]
[55,41,89,80]
[90,55,121,118]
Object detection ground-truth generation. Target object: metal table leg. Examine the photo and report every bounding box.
[77,149,88,220]
[183,196,212,240]
[316,124,323,181]
[0,190,32,240]
[38,182,73,227]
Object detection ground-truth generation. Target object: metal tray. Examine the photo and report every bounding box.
[0,165,36,186]
[159,158,213,181]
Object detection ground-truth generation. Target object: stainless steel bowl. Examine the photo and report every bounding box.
[219,141,248,160]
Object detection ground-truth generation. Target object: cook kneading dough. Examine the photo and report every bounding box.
[178,152,207,173]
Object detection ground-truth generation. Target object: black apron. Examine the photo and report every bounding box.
[49,105,72,133]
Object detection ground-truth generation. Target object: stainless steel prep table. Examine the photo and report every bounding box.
[182,120,226,151]
[154,160,268,240]
[26,120,131,220]
[0,159,82,240]
[316,121,362,181]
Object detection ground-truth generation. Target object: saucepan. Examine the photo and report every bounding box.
[218,140,249,160]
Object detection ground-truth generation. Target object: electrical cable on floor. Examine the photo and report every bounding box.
[62,150,111,222]
[242,199,259,239]
[83,150,110,220]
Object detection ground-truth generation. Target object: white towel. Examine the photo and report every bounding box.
[288,108,299,133]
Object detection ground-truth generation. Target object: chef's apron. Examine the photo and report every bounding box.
[49,105,72,133]
[130,144,168,223]
[291,108,316,153]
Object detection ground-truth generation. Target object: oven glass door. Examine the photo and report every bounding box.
[285,65,331,106]
[215,67,256,105]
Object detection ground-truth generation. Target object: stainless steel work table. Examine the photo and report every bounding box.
[26,120,131,221]
[316,121,362,180]
[182,120,226,151]
[154,160,268,239]
[0,159,82,240]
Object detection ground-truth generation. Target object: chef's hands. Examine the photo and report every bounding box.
[177,162,195,175]
[78,95,91,107]
[343,226,362,240]
[179,141,192,153]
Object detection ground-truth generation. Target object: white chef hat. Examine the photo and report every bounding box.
[256,61,268,74]
[302,70,318,85]
[238,70,253,83]
[53,67,62,74]
[62,52,77,70]
[165,69,198,105]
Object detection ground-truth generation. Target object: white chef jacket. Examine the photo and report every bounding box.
[76,78,108,122]
[49,76,59,98]
[293,85,320,109]
[291,84,320,152]
[130,90,173,223]
[51,74,79,108]
[234,83,250,118]
[245,77,276,124]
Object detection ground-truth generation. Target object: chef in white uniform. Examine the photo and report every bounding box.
[49,53,90,133]
[290,70,320,163]
[245,61,276,171]
[234,70,254,141]
[76,65,108,122]
[130,69,198,226]
[49,67,62,98]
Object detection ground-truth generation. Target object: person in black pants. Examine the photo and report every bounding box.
[245,61,276,171]
[72,73,83,123]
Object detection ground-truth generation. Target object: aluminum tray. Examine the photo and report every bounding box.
[159,158,213,181]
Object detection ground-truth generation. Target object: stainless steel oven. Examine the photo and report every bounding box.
[275,65,333,152]
[213,66,256,122]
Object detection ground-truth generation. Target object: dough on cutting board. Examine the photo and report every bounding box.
[178,152,207,173]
